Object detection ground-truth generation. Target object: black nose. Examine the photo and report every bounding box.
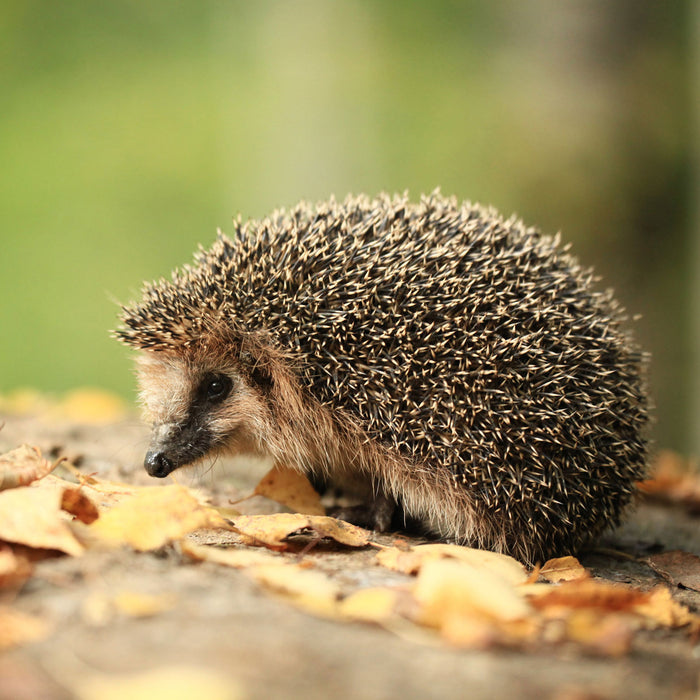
[144,450,174,478]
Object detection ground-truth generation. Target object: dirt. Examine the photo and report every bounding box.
[1,411,699,700]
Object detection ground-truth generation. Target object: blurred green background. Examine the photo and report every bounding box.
[0,1,695,452]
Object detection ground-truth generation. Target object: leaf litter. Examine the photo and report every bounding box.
[1,440,699,659]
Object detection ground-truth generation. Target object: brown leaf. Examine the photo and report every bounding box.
[540,556,589,583]
[0,545,33,589]
[88,485,229,551]
[252,465,324,515]
[646,550,700,592]
[527,579,649,613]
[230,513,370,550]
[61,487,99,524]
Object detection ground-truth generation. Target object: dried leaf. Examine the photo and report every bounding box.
[639,450,700,507]
[339,587,404,624]
[0,445,56,490]
[0,483,84,556]
[526,579,649,613]
[253,465,324,515]
[413,558,531,627]
[634,585,700,629]
[646,550,700,592]
[48,388,128,424]
[230,513,370,550]
[377,543,528,585]
[562,610,633,657]
[81,591,177,626]
[0,606,50,650]
[0,545,33,589]
[181,540,286,568]
[73,666,241,700]
[248,563,340,616]
[540,556,589,583]
[61,487,99,524]
[88,485,229,551]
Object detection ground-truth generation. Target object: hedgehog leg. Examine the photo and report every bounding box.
[331,493,396,532]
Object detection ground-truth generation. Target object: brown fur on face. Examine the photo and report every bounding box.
[135,327,485,555]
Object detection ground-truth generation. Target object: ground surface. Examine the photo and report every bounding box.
[1,409,699,700]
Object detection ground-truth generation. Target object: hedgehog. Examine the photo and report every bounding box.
[116,192,649,563]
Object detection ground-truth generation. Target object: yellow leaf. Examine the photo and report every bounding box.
[73,666,241,700]
[253,465,325,515]
[0,483,84,556]
[88,485,229,551]
[634,585,700,629]
[0,606,50,650]
[539,556,589,583]
[49,388,128,424]
[563,609,633,657]
[181,540,286,568]
[377,543,528,585]
[339,587,402,624]
[231,513,370,550]
[82,591,177,626]
[413,558,531,627]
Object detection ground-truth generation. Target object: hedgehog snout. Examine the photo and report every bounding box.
[143,419,214,477]
[144,449,174,478]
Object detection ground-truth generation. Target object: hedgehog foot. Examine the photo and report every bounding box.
[331,493,396,532]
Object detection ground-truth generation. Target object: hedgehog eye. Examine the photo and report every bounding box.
[202,374,232,403]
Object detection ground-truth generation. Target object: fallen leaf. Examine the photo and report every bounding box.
[73,666,241,700]
[48,388,129,424]
[646,550,700,592]
[181,540,287,568]
[339,587,404,624]
[88,484,229,551]
[413,558,531,627]
[0,482,84,556]
[526,579,649,613]
[0,606,50,650]
[0,445,56,490]
[377,543,528,585]
[82,590,177,626]
[60,487,99,524]
[248,563,340,616]
[639,450,700,507]
[230,513,370,550]
[253,465,324,515]
[540,556,589,583]
[562,609,633,657]
[634,585,700,629]
[0,545,33,589]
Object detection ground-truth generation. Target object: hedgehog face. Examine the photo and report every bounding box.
[136,353,268,477]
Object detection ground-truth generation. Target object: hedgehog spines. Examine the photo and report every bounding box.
[118,192,648,563]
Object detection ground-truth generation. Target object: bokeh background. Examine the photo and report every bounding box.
[1,1,696,453]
